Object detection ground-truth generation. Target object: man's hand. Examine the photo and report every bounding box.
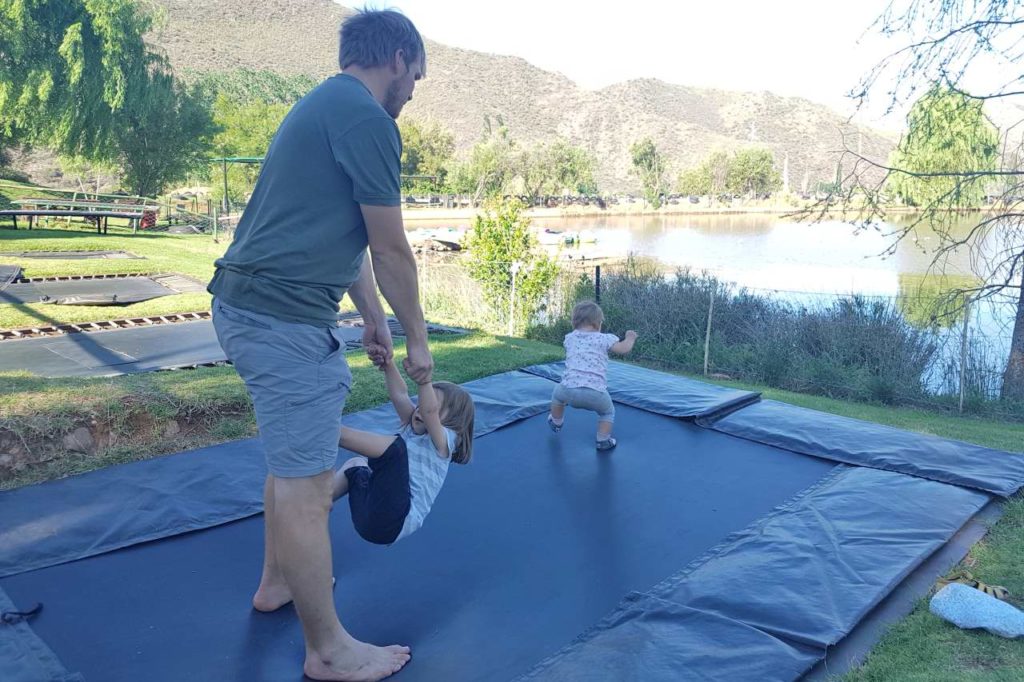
[625,330,639,341]
[403,340,434,385]
[362,320,393,367]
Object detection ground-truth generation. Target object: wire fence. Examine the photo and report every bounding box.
[413,252,1023,421]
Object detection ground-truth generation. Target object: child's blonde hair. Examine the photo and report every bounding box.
[572,300,604,329]
[434,382,475,464]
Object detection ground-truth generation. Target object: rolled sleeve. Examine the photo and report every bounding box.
[331,117,402,206]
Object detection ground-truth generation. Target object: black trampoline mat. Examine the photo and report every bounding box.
[0,320,227,376]
[1,250,143,259]
[0,407,838,682]
[0,276,176,305]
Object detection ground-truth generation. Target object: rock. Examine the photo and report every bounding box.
[164,420,181,438]
[0,453,13,469]
[63,427,95,454]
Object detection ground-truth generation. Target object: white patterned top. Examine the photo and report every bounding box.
[562,330,619,391]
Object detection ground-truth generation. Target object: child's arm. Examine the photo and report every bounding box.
[610,330,638,355]
[417,381,451,459]
[382,357,416,424]
[340,427,399,458]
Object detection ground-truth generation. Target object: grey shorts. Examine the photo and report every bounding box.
[212,298,352,478]
[552,384,615,422]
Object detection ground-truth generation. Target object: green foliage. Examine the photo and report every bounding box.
[676,166,711,196]
[725,148,782,196]
[630,138,667,208]
[398,118,455,193]
[888,85,999,208]
[192,68,317,106]
[677,148,780,197]
[0,0,216,196]
[210,95,289,203]
[0,0,153,158]
[116,69,217,197]
[519,139,598,200]
[463,198,561,333]
[447,117,518,201]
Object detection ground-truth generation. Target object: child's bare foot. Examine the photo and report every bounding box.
[304,639,411,681]
[332,457,370,500]
[252,576,336,613]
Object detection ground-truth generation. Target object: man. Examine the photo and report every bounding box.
[208,9,428,681]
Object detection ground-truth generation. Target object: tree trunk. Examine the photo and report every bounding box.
[1001,283,1024,401]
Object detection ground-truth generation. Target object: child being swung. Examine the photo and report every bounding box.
[548,301,638,450]
[333,353,475,544]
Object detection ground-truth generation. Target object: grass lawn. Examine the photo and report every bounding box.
[0,228,224,329]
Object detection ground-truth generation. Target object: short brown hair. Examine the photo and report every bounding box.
[571,301,604,329]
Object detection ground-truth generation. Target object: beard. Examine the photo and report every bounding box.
[383,80,405,119]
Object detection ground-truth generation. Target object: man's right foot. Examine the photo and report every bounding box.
[304,639,411,682]
[596,437,617,451]
[547,415,562,433]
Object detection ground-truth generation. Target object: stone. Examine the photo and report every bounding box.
[164,420,181,438]
[63,427,95,454]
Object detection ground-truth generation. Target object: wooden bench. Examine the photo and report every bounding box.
[0,209,149,234]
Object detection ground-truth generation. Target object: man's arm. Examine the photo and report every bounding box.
[360,204,433,383]
[347,254,393,365]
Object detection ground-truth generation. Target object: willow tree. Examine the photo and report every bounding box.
[888,86,1000,207]
[0,0,153,157]
[0,0,215,196]
[824,0,1024,401]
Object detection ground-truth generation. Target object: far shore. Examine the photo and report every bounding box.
[400,203,980,224]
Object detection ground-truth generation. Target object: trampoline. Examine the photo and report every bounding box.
[1,363,1021,682]
[0,318,465,378]
[0,251,143,259]
[0,275,199,306]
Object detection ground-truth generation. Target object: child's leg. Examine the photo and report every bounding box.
[564,388,615,444]
[346,436,412,545]
[549,385,569,430]
[331,456,369,500]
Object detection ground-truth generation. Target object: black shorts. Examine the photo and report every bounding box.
[344,436,411,545]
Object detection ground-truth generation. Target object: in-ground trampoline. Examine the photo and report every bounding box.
[1,362,1022,682]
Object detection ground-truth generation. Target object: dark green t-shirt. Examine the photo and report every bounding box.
[208,74,401,327]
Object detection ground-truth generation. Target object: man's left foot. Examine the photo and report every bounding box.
[596,437,617,451]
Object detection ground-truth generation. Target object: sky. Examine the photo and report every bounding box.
[347,0,902,124]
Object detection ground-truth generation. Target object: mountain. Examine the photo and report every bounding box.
[150,0,893,192]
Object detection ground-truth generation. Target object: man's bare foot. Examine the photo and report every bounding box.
[304,640,411,681]
[332,457,370,500]
[253,577,336,613]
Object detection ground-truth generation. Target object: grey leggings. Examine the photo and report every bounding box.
[552,384,616,422]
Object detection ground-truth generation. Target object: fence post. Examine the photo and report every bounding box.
[595,265,601,303]
[958,296,973,413]
[509,261,522,336]
[212,207,219,243]
[703,288,715,376]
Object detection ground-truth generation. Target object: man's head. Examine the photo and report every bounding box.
[339,9,426,119]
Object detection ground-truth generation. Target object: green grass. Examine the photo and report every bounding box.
[0,228,224,328]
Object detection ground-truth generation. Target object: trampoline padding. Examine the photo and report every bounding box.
[710,399,1024,496]
[522,361,761,419]
[515,593,821,682]
[520,466,991,680]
